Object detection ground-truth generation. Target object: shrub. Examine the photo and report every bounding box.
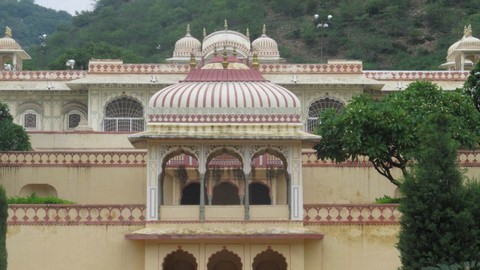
[7,193,75,204]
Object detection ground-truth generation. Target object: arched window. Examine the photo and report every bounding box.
[24,112,37,129]
[181,183,201,205]
[306,97,344,133]
[104,97,144,132]
[252,249,287,270]
[68,112,81,129]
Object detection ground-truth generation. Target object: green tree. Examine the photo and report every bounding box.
[464,61,480,113]
[0,103,31,151]
[397,113,478,269]
[314,81,480,187]
[0,185,7,270]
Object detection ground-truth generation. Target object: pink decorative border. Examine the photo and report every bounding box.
[8,204,145,226]
[148,114,301,123]
[364,71,470,81]
[303,204,400,225]
[88,63,191,74]
[2,150,480,168]
[259,64,363,74]
[0,151,146,167]
[0,71,86,81]
[7,204,399,226]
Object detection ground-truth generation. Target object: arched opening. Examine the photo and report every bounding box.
[104,97,144,131]
[211,182,240,205]
[249,182,271,205]
[306,97,344,133]
[19,184,57,198]
[163,249,197,270]
[207,249,242,270]
[181,182,206,205]
[252,249,287,270]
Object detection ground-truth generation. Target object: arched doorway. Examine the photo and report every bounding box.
[163,249,197,270]
[211,182,240,205]
[207,249,242,270]
[252,248,287,270]
[181,182,207,205]
[249,182,271,205]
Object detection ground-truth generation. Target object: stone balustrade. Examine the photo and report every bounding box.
[2,150,480,168]
[8,204,145,225]
[303,204,401,225]
[364,70,469,81]
[0,71,87,81]
[7,204,400,226]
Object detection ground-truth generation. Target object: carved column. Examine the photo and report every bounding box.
[198,145,207,220]
[146,143,160,221]
[287,142,303,220]
[243,144,252,220]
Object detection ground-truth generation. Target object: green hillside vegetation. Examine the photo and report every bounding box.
[2,0,480,70]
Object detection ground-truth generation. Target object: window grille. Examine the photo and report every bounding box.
[306,97,344,133]
[104,98,144,132]
[68,113,81,129]
[24,113,36,128]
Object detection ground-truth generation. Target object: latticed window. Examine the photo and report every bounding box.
[24,113,37,128]
[104,97,144,132]
[68,113,81,129]
[306,97,344,133]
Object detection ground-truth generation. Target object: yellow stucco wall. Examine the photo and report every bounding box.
[7,225,145,270]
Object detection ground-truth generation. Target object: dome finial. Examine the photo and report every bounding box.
[203,27,207,39]
[246,28,250,40]
[262,24,266,36]
[186,24,190,35]
[222,46,229,69]
[464,25,473,37]
[189,50,197,69]
[224,19,228,30]
[4,26,12,38]
[252,50,259,70]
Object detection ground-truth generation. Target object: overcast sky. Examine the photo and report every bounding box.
[35,0,94,15]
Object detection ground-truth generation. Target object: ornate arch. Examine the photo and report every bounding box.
[207,248,243,270]
[305,96,345,133]
[252,248,288,270]
[17,101,43,115]
[206,146,244,166]
[251,146,288,170]
[61,101,87,115]
[160,147,199,171]
[162,249,198,270]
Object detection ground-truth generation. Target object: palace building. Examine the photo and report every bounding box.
[1,22,480,270]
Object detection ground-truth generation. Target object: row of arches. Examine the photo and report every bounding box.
[14,96,344,132]
[160,149,288,208]
[163,248,287,270]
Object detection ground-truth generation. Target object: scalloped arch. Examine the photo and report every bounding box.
[252,248,288,270]
[207,248,243,270]
[162,249,198,270]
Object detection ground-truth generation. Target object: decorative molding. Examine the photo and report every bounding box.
[7,203,400,226]
[259,64,363,74]
[303,204,400,225]
[8,204,145,225]
[148,113,301,123]
[0,71,86,81]
[0,151,146,167]
[88,63,191,74]
[363,71,470,81]
[2,150,480,168]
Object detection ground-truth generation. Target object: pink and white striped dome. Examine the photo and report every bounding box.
[148,68,301,124]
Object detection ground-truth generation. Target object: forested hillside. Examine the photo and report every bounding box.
[2,0,480,70]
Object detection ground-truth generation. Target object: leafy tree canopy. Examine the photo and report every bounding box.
[314,81,480,186]
[0,103,31,151]
[48,41,143,70]
[464,61,480,113]
[398,113,478,269]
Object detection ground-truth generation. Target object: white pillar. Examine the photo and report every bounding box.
[198,145,207,220]
[146,143,160,221]
[243,144,252,220]
[288,142,303,220]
